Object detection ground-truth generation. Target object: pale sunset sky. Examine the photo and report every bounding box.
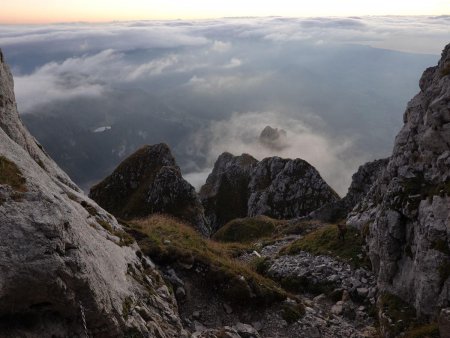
[1,0,449,23]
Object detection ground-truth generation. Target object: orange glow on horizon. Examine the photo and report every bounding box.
[1,0,449,24]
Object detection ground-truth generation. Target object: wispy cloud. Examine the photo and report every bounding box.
[189,111,367,195]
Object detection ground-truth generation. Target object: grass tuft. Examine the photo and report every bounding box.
[404,322,439,338]
[0,156,27,193]
[279,224,369,269]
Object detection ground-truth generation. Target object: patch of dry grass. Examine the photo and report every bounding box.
[279,224,370,269]
[129,214,289,306]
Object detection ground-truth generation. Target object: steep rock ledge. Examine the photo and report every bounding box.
[348,43,450,317]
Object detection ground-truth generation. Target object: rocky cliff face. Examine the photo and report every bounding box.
[90,143,209,235]
[248,157,339,219]
[200,153,339,231]
[200,152,258,232]
[309,158,388,222]
[0,50,185,337]
[348,44,450,317]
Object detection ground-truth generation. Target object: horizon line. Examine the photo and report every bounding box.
[1,13,449,25]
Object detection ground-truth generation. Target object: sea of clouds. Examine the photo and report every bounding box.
[1,16,449,194]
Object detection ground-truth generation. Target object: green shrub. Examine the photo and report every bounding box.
[213,215,281,243]
[0,156,26,192]
[281,303,305,324]
[431,239,450,255]
[441,64,450,77]
[80,200,98,217]
[438,261,450,287]
[249,256,271,275]
[279,275,335,296]
[122,296,133,321]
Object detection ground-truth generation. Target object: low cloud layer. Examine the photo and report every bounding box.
[190,111,364,195]
[2,16,448,195]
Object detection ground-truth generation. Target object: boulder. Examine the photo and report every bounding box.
[248,157,340,219]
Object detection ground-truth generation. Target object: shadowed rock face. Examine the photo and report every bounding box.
[200,153,339,232]
[259,125,288,150]
[90,143,209,235]
[308,158,389,222]
[348,43,450,317]
[0,50,185,336]
[200,152,258,232]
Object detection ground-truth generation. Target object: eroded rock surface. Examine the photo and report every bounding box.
[248,157,340,219]
[268,252,377,304]
[0,50,185,337]
[90,143,209,235]
[348,43,450,316]
[201,153,338,232]
[200,152,258,232]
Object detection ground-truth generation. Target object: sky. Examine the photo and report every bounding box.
[2,16,447,195]
[0,0,449,23]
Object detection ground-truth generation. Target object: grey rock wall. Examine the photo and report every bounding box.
[348,43,450,317]
[0,49,185,337]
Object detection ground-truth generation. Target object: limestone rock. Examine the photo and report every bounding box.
[199,152,258,232]
[90,143,209,235]
[347,43,450,316]
[201,153,338,231]
[0,50,183,336]
[248,157,340,219]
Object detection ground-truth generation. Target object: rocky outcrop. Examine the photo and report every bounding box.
[348,44,450,317]
[248,157,339,219]
[268,252,377,304]
[199,152,258,232]
[200,153,338,232]
[90,143,209,235]
[0,50,185,336]
[259,126,287,150]
[308,158,388,222]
